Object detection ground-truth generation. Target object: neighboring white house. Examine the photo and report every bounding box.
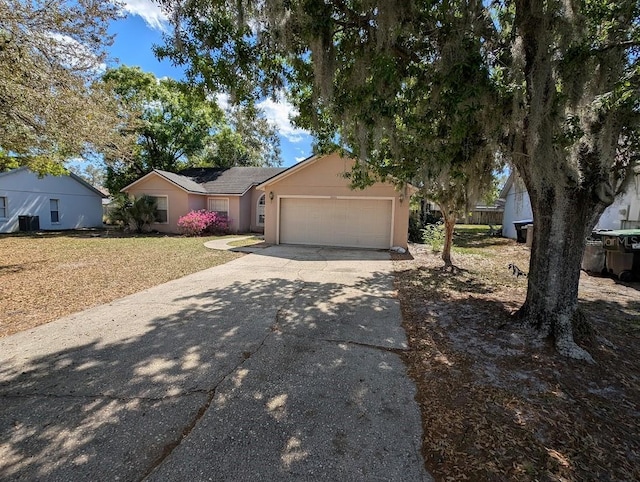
[0,167,106,233]
[499,173,533,239]
[500,168,640,239]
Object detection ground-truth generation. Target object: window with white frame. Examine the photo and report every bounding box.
[256,194,265,226]
[149,196,168,223]
[208,198,229,218]
[50,199,59,223]
[0,197,6,218]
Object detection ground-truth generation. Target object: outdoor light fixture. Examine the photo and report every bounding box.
[269,191,274,201]
[399,193,405,203]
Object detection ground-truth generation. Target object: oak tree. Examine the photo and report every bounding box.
[157,0,639,360]
[0,0,123,173]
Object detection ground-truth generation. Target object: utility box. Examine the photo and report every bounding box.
[525,224,534,248]
[18,215,40,232]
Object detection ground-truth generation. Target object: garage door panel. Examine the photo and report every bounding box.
[280,198,392,249]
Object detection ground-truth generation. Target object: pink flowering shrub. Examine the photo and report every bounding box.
[177,210,230,236]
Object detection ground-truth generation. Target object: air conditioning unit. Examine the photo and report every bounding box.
[18,215,40,232]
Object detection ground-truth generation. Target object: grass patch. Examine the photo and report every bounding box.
[225,236,264,247]
[0,231,241,337]
[453,223,496,233]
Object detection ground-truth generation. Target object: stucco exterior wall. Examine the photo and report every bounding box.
[188,194,206,212]
[123,174,259,234]
[124,175,192,233]
[237,190,253,232]
[502,180,533,239]
[260,153,410,248]
[0,169,103,233]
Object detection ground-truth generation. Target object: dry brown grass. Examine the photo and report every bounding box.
[0,231,241,337]
[395,227,640,481]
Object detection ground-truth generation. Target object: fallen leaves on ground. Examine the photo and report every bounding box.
[394,231,640,481]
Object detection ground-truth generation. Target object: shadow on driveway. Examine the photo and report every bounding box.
[0,249,430,481]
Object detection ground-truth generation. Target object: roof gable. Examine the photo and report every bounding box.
[255,154,321,189]
[121,167,287,195]
[256,153,417,193]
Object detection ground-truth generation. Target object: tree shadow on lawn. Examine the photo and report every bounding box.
[452,230,513,250]
[0,260,47,274]
[0,229,182,240]
[396,263,497,297]
[0,269,417,481]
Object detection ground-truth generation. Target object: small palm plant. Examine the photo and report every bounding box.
[110,194,158,233]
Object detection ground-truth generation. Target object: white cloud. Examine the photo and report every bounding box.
[257,95,309,143]
[215,92,231,111]
[120,0,169,31]
[215,93,309,144]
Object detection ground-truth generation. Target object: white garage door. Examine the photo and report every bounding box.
[279,198,393,249]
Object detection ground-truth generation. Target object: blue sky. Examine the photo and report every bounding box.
[107,2,313,167]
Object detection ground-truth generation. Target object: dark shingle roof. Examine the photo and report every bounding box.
[155,167,286,195]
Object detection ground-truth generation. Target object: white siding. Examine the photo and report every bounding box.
[501,173,640,237]
[596,175,640,230]
[0,169,104,233]
[501,180,533,239]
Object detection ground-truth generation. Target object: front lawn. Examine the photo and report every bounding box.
[394,227,640,480]
[0,231,241,337]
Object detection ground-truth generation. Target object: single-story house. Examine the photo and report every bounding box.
[257,153,412,249]
[122,166,286,234]
[500,169,640,239]
[122,153,412,249]
[0,167,106,233]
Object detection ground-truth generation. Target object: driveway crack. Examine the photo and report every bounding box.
[139,328,274,481]
[323,338,408,354]
[275,331,408,354]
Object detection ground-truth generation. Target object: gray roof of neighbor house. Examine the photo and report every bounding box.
[153,167,287,195]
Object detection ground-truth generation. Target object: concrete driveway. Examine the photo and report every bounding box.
[0,245,430,481]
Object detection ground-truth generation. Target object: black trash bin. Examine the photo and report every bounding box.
[18,215,40,232]
[513,219,533,243]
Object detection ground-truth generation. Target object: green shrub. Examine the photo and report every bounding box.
[422,222,445,253]
[409,212,443,243]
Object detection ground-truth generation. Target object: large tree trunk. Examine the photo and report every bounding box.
[517,184,605,362]
[441,209,456,266]
[511,0,615,361]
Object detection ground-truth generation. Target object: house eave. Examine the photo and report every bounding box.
[121,170,200,194]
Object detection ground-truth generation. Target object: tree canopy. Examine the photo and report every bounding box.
[101,66,282,192]
[0,0,123,173]
[194,104,282,168]
[157,0,639,360]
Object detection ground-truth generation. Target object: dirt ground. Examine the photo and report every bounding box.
[393,229,639,481]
